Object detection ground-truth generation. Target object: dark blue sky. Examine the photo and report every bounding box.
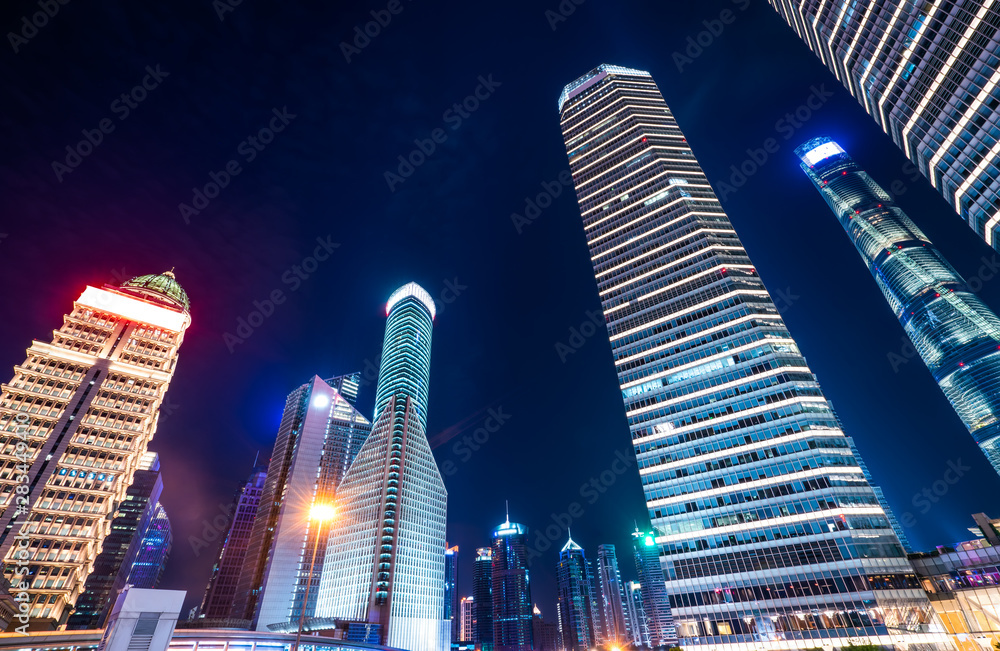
[3,0,1000,620]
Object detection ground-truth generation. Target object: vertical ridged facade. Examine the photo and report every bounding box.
[199,467,267,620]
[555,537,596,651]
[317,283,448,651]
[767,0,1000,249]
[797,136,1000,475]
[491,520,532,651]
[558,64,948,650]
[631,529,676,647]
[233,375,371,630]
[0,271,190,627]
[474,547,494,648]
[594,544,631,646]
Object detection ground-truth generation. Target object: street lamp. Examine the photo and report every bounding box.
[293,503,337,651]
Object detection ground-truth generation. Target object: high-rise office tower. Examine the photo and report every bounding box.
[555,536,596,651]
[531,606,559,651]
[767,1,1000,250]
[0,271,191,627]
[67,452,165,629]
[491,518,532,651]
[473,547,494,649]
[199,467,267,621]
[558,65,948,648]
[326,372,361,406]
[445,544,459,642]
[233,375,371,630]
[126,501,171,588]
[623,581,647,648]
[317,283,449,651]
[594,544,630,646]
[630,530,675,647]
[845,436,913,553]
[797,137,1000,476]
[460,596,475,642]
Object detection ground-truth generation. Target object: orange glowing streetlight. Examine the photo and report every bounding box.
[294,503,337,651]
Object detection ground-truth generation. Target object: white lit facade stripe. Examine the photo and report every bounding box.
[768,0,1000,252]
[560,64,947,649]
[900,0,995,159]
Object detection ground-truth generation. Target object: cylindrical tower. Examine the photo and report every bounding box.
[796,136,1000,473]
[374,282,435,424]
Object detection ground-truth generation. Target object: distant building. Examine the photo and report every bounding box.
[491,519,532,651]
[127,502,172,588]
[233,375,371,630]
[593,544,630,646]
[459,597,475,642]
[67,452,165,629]
[445,545,459,642]
[199,467,267,620]
[530,606,558,651]
[473,547,494,649]
[317,283,449,651]
[623,581,647,648]
[630,530,676,648]
[555,535,596,651]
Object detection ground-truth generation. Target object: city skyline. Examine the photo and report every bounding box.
[4,0,1000,633]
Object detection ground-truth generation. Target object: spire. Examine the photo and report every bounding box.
[505,499,509,524]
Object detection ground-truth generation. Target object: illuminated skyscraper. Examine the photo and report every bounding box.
[233,375,371,630]
[474,547,494,649]
[317,283,449,651]
[199,467,268,621]
[594,544,630,646]
[491,518,532,651]
[126,501,171,588]
[445,545,459,642]
[460,596,475,642]
[555,535,596,651]
[67,452,165,629]
[558,64,948,649]
[767,1,1000,250]
[0,271,191,627]
[630,529,675,648]
[797,137,1000,477]
[623,581,647,648]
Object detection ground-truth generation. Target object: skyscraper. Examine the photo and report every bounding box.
[630,530,675,648]
[593,544,630,646]
[233,375,371,630]
[473,547,494,650]
[445,545,459,642]
[767,1,1000,250]
[317,283,449,651]
[555,535,596,651]
[0,271,191,627]
[558,64,948,649]
[67,452,165,629]
[531,606,559,651]
[199,467,268,621]
[796,137,1000,476]
[126,501,171,588]
[491,518,532,651]
[460,596,475,642]
[623,581,647,648]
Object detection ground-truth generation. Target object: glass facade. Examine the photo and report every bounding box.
[558,64,950,650]
[126,501,171,588]
[0,271,191,627]
[797,137,1000,476]
[624,580,648,648]
[317,283,448,651]
[631,530,676,647]
[233,375,371,630]
[474,547,494,648]
[445,545,459,642]
[199,467,267,621]
[768,0,1000,250]
[555,537,597,651]
[491,520,532,651]
[594,544,631,646]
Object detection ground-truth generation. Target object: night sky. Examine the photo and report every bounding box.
[3,0,1000,621]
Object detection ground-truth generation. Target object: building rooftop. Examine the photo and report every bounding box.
[558,64,651,112]
[119,270,190,312]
